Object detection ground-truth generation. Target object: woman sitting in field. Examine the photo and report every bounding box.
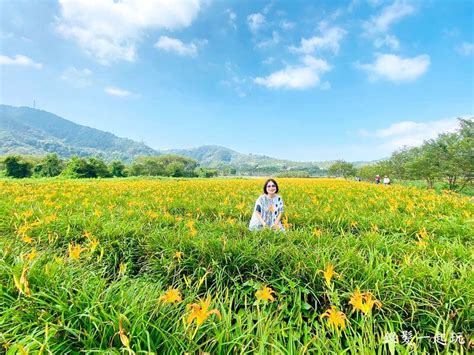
[248,178,285,231]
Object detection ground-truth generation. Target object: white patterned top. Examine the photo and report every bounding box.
[248,194,284,231]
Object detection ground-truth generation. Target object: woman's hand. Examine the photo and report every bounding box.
[271,224,280,231]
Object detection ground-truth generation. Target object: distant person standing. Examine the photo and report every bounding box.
[375,175,381,184]
[383,176,391,185]
[249,179,284,231]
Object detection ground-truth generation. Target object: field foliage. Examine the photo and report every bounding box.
[0,178,473,353]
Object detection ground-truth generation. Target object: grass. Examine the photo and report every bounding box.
[397,180,474,197]
[0,178,473,353]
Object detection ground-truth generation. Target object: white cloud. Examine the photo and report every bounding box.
[443,28,461,38]
[262,57,275,65]
[262,2,274,15]
[289,26,346,55]
[155,36,205,57]
[257,31,280,48]
[281,20,295,30]
[357,54,430,82]
[456,42,474,56]
[364,0,415,34]
[359,117,464,152]
[220,61,248,98]
[0,54,42,69]
[56,0,202,65]
[60,67,93,88]
[254,55,331,90]
[105,86,132,97]
[247,13,265,33]
[225,9,237,30]
[374,34,400,50]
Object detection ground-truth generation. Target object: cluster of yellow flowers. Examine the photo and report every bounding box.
[159,288,221,331]
[318,264,382,331]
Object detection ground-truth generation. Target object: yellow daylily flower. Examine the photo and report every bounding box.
[68,243,85,260]
[174,251,184,261]
[255,286,275,302]
[88,238,99,253]
[415,239,427,248]
[186,296,221,327]
[319,263,340,286]
[25,247,37,261]
[118,317,130,348]
[13,267,31,296]
[349,289,382,315]
[320,306,347,330]
[22,235,33,244]
[160,287,182,304]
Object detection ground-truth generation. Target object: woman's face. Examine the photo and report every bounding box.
[266,182,277,194]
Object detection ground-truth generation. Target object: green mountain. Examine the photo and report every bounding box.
[165,145,325,175]
[0,105,159,162]
[0,105,375,175]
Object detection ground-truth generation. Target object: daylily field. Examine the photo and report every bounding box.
[0,178,472,353]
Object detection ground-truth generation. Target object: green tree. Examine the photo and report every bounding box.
[195,167,218,178]
[109,160,128,177]
[62,157,91,178]
[166,161,185,177]
[88,157,111,178]
[4,155,33,178]
[62,157,110,178]
[403,145,441,188]
[389,148,413,180]
[34,153,64,177]
[456,118,474,191]
[130,157,165,176]
[356,164,380,181]
[328,160,356,179]
[157,155,197,177]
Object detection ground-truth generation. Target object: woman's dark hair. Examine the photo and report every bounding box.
[263,178,279,194]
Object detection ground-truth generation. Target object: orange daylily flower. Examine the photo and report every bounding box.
[320,306,347,330]
[319,263,340,286]
[187,296,221,327]
[349,289,382,315]
[68,243,85,260]
[255,286,275,302]
[160,287,182,304]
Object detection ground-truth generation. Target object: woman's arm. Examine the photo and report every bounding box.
[254,197,268,228]
[272,212,283,229]
[255,211,268,227]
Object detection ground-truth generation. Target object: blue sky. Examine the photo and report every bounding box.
[0,0,472,162]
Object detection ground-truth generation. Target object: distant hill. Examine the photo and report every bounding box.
[0,105,377,174]
[165,145,325,175]
[0,105,159,162]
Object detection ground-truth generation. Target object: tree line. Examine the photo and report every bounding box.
[328,118,473,192]
[0,154,218,179]
[2,118,472,189]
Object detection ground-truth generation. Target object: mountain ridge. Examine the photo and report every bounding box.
[0,105,376,170]
[0,104,159,162]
